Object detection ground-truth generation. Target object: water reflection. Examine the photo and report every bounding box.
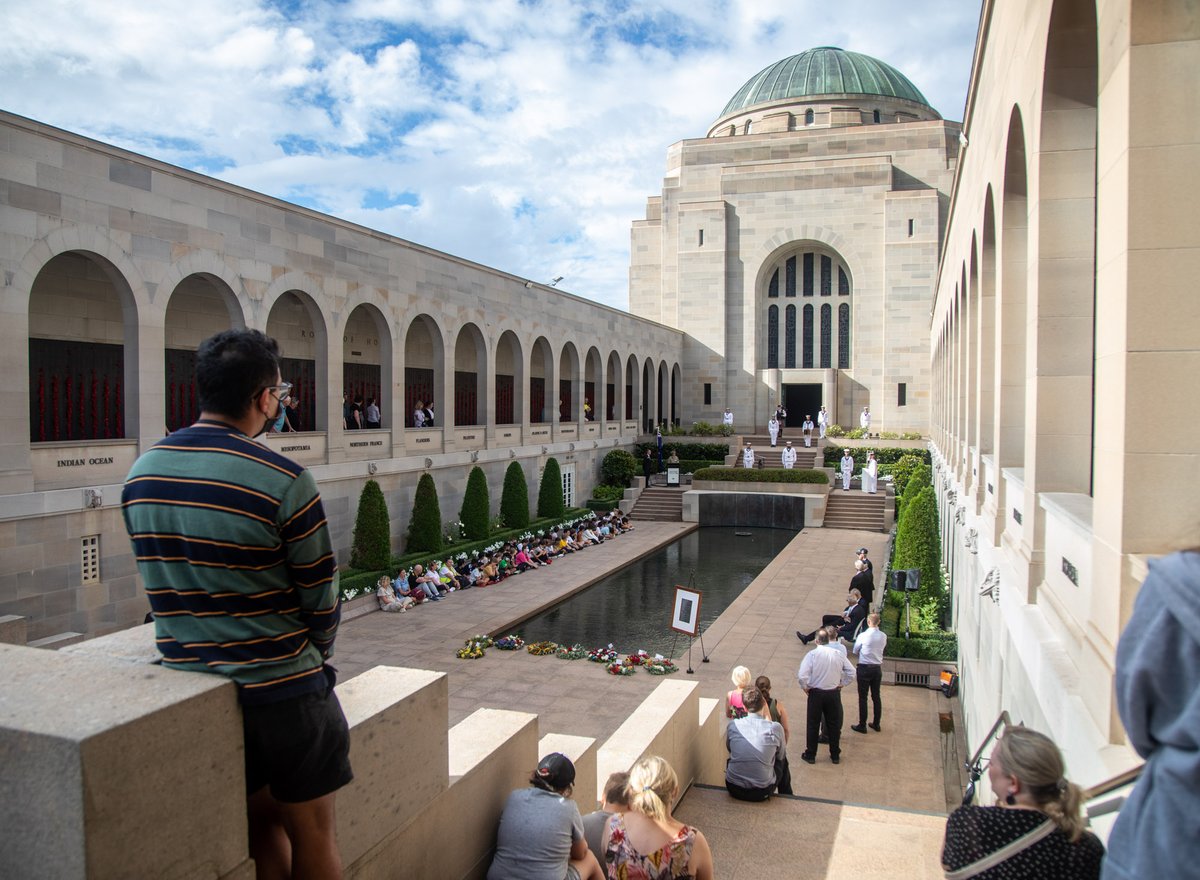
[515,526,797,657]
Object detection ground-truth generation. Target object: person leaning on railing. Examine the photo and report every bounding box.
[941,726,1103,880]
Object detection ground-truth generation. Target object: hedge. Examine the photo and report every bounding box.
[692,467,828,484]
[893,485,942,615]
[459,466,490,541]
[600,449,638,487]
[586,499,619,512]
[537,457,566,519]
[590,484,625,502]
[822,447,931,468]
[636,442,728,461]
[887,635,959,662]
[406,472,443,554]
[349,479,391,571]
[500,461,531,530]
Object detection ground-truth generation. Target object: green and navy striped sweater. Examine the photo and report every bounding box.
[122,419,340,705]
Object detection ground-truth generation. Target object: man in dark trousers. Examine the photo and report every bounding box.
[797,629,856,764]
[123,329,351,879]
[851,558,875,607]
[796,587,869,644]
[851,612,888,734]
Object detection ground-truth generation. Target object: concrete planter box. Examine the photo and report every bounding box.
[691,479,827,494]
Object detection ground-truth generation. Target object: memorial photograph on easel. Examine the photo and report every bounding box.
[671,586,702,636]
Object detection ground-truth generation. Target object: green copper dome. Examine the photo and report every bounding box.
[720,47,932,117]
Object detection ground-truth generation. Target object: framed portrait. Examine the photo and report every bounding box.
[671,587,702,636]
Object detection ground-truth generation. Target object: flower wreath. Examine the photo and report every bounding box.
[526,640,559,656]
[456,643,485,659]
[555,643,587,660]
[606,660,637,676]
[493,635,525,650]
[622,650,650,667]
[465,634,494,649]
[644,659,679,675]
[587,645,618,664]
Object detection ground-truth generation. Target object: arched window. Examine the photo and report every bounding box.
[785,256,797,296]
[820,255,832,296]
[803,253,813,296]
[785,305,796,368]
[805,108,814,126]
[820,304,832,368]
[838,303,851,368]
[767,305,779,369]
[839,267,850,296]
[802,305,814,369]
[768,268,779,298]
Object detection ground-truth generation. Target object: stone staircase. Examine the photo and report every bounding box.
[630,485,686,521]
[824,489,887,531]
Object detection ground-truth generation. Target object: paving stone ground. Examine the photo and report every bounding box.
[334,521,953,877]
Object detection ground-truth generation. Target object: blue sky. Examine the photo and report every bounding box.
[0,0,981,311]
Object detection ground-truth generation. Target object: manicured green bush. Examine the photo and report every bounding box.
[636,442,729,461]
[459,466,490,541]
[676,459,718,474]
[690,420,718,436]
[591,484,625,502]
[893,485,942,615]
[406,472,444,554]
[349,479,391,571]
[586,499,619,512]
[887,635,958,662]
[600,449,638,488]
[899,462,932,506]
[691,467,828,484]
[823,447,931,468]
[500,461,530,530]
[538,457,566,519]
[826,424,846,437]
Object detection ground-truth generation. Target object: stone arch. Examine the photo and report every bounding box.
[403,313,445,428]
[625,353,640,422]
[343,302,392,429]
[530,336,554,424]
[657,361,669,428]
[1000,106,1029,472]
[494,330,524,425]
[606,350,623,422]
[452,322,488,426]
[1036,0,1097,495]
[583,346,603,423]
[979,187,997,458]
[671,363,682,427]
[163,272,245,432]
[266,289,330,432]
[558,341,580,422]
[642,357,655,433]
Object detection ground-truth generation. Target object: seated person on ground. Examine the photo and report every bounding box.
[724,686,784,802]
[487,752,603,880]
[726,665,752,718]
[582,771,630,862]
[376,575,413,613]
[393,568,424,605]
[796,588,868,644]
[409,564,442,601]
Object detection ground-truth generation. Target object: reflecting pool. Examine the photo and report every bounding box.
[514,526,796,657]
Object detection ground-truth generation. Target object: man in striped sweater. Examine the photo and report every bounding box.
[123,328,351,879]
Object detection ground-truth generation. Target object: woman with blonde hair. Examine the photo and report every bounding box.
[602,756,713,879]
[725,665,752,718]
[941,726,1103,879]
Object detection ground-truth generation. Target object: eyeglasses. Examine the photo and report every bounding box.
[257,382,293,400]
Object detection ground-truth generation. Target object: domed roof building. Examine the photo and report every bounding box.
[630,48,960,436]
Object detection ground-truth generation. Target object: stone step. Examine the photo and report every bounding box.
[27,631,87,650]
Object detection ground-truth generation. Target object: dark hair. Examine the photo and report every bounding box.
[754,675,772,700]
[604,771,631,807]
[195,329,280,419]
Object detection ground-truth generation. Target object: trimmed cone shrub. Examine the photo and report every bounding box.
[537,457,565,519]
[893,485,942,613]
[350,479,391,570]
[406,472,444,554]
[460,466,490,541]
[600,449,638,488]
[500,461,530,530]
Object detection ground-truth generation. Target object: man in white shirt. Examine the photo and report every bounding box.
[797,629,856,764]
[850,613,887,734]
[722,407,734,429]
[767,416,780,448]
[801,415,815,447]
[780,440,797,469]
[860,406,870,435]
[742,443,755,469]
[840,449,855,491]
[817,406,828,439]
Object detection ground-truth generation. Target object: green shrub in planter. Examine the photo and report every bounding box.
[349,479,391,571]
[500,461,530,530]
[600,449,638,487]
[591,484,625,502]
[459,466,490,541]
[889,635,958,662]
[538,457,566,519]
[826,424,846,437]
[586,499,619,512]
[692,467,828,484]
[691,421,717,436]
[636,442,729,461]
[406,472,444,554]
[893,485,942,614]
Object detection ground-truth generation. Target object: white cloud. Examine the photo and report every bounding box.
[0,0,981,311]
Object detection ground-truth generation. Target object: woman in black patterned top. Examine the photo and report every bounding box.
[941,727,1103,879]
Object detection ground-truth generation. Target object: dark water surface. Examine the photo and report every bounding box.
[514,526,797,658]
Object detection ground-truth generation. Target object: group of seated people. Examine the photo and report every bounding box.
[723,667,793,801]
[375,512,635,612]
[488,753,714,880]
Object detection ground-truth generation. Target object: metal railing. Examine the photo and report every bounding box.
[1083,764,1144,820]
[961,710,1013,806]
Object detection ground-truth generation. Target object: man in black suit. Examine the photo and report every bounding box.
[851,558,875,606]
[796,588,869,644]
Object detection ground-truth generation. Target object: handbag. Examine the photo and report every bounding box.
[943,817,1055,880]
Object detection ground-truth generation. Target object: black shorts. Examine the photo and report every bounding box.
[242,670,353,803]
